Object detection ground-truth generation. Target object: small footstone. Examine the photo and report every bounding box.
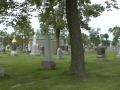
[0,68,4,76]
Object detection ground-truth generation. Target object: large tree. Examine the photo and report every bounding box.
[108,26,120,45]
[66,0,85,76]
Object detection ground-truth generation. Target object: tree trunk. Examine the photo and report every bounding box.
[56,29,60,53]
[66,0,85,76]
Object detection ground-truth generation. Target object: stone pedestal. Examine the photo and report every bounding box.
[10,51,18,56]
[0,68,4,76]
[96,43,108,60]
[10,36,18,56]
[30,44,40,56]
[41,33,54,69]
[41,61,54,69]
[30,34,40,56]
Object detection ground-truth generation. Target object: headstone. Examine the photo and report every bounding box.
[6,44,10,51]
[0,68,4,76]
[64,43,68,54]
[57,48,63,59]
[2,47,6,54]
[30,34,40,56]
[94,46,98,52]
[40,46,44,54]
[28,42,31,54]
[60,45,65,53]
[96,38,107,60]
[41,33,54,69]
[10,36,18,56]
[89,42,94,52]
[109,41,114,51]
[116,40,120,58]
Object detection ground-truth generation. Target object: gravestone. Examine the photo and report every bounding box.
[57,48,63,60]
[94,46,98,52]
[64,43,68,54]
[0,68,4,76]
[40,46,44,54]
[6,44,10,51]
[60,45,65,53]
[96,36,107,60]
[28,41,31,54]
[30,34,40,56]
[41,33,54,69]
[89,42,94,52]
[109,41,114,51]
[116,40,120,58]
[2,47,6,54]
[10,36,18,56]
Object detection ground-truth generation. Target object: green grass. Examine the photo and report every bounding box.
[0,50,120,90]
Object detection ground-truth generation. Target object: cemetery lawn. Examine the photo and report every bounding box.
[0,50,120,90]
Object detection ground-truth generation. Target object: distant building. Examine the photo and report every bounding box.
[29,30,64,53]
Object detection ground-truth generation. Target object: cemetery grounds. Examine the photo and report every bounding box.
[0,50,120,90]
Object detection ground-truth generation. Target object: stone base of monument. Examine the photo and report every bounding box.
[30,50,40,56]
[116,55,120,58]
[41,61,54,69]
[96,55,108,60]
[0,68,4,76]
[10,51,18,56]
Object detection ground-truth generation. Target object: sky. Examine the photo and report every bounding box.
[0,0,120,41]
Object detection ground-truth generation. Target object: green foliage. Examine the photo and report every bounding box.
[108,26,120,45]
[82,33,89,45]
[88,28,101,46]
[78,3,105,30]
[12,15,35,45]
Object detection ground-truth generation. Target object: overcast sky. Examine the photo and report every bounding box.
[0,0,120,41]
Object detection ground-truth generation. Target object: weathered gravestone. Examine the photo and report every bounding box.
[64,43,68,54]
[40,46,44,54]
[10,36,18,56]
[28,41,31,54]
[57,48,63,60]
[30,34,40,56]
[0,68,4,76]
[2,47,6,54]
[41,33,54,69]
[96,35,107,60]
[89,42,94,52]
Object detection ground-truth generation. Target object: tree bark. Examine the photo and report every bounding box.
[66,0,85,76]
